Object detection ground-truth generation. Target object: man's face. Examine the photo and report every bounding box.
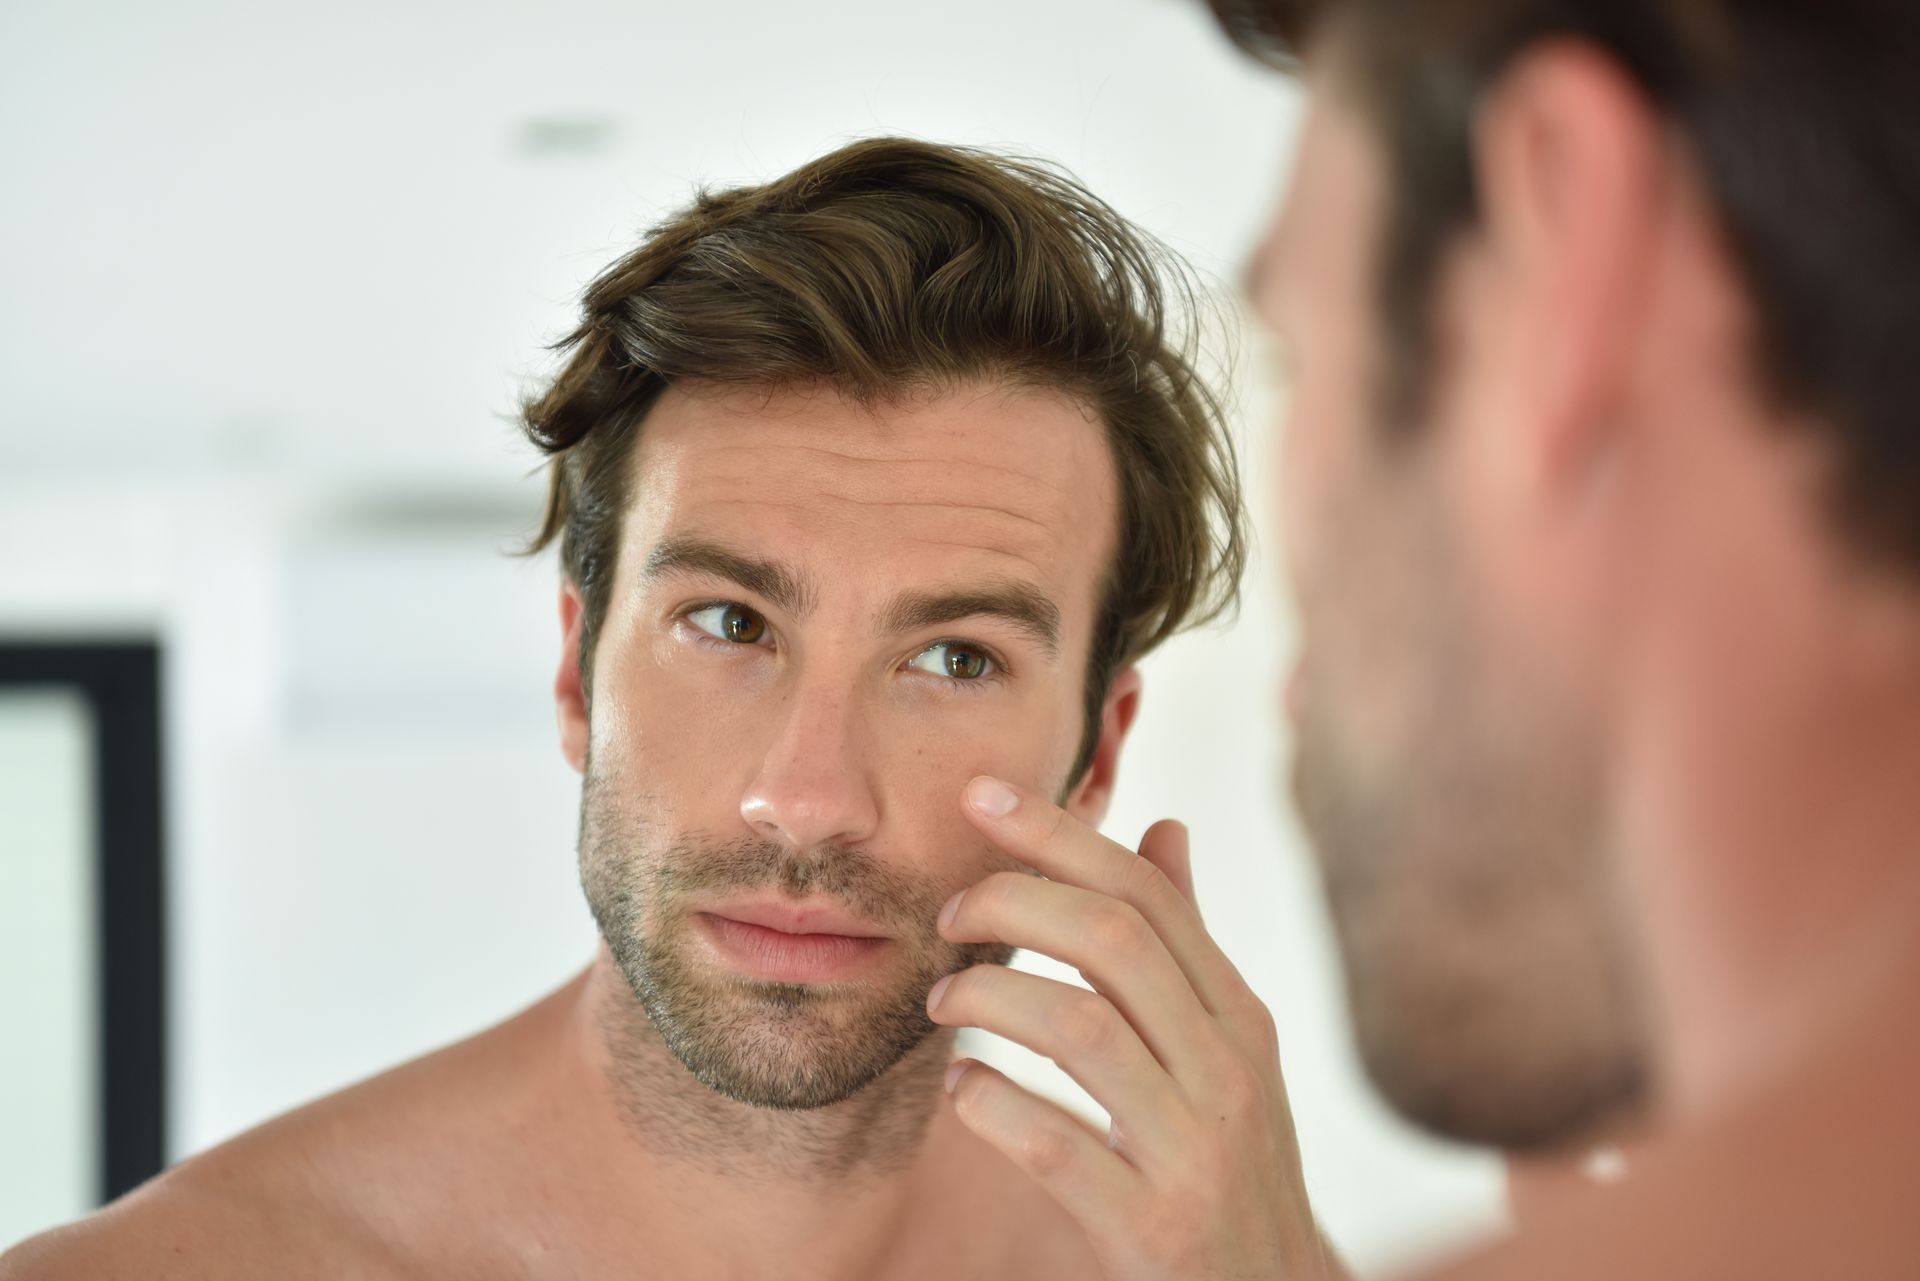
[1254,86,1648,1149]
[565,382,1121,1110]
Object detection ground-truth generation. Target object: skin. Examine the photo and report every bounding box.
[920,27,1920,1281]
[1245,34,1920,1279]
[0,380,1151,1280]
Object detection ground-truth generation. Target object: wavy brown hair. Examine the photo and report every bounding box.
[520,137,1247,782]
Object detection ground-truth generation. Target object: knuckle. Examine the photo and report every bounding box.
[1048,991,1120,1056]
[1225,986,1282,1057]
[1243,997,1281,1054]
[1085,901,1149,956]
[1118,855,1177,911]
[1018,1122,1079,1180]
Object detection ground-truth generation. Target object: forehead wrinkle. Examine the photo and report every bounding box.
[893,538,1054,584]
[650,489,1064,594]
[675,496,1057,562]
[701,440,1057,489]
[677,487,1069,550]
[809,491,1051,533]
[690,453,1071,528]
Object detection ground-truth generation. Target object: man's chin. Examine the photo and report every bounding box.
[637,961,942,1110]
[673,1008,941,1111]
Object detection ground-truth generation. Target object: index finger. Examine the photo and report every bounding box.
[960,774,1250,1019]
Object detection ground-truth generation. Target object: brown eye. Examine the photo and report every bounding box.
[688,603,769,646]
[945,647,988,680]
[722,607,765,644]
[908,642,995,681]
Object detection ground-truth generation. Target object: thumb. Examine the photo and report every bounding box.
[1137,818,1200,920]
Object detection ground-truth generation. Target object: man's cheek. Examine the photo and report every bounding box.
[885,740,1026,881]
[610,669,757,785]
[1276,376,1344,590]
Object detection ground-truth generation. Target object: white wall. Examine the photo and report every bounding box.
[0,0,1503,1271]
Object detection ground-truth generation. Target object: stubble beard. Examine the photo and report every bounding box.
[1288,471,1653,1152]
[577,767,1011,1112]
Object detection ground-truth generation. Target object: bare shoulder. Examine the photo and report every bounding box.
[0,1049,466,1281]
[0,1153,404,1281]
[3,979,582,1281]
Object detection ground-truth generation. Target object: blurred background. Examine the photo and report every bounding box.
[0,0,1504,1271]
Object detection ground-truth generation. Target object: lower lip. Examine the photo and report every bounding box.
[695,914,891,984]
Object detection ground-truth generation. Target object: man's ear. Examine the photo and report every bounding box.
[1064,666,1144,828]
[1473,39,1662,484]
[555,582,589,775]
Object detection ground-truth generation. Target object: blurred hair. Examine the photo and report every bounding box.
[519,137,1247,782]
[1209,0,1920,575]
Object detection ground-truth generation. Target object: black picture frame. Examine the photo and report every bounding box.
[0,640,168,1203]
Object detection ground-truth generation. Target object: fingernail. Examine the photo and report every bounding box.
[938,890,965,931]
[967,776,1019,818]
[944,1058,977,1093]
[927,973,954,1015]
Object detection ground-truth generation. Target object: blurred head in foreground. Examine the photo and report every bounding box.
[1216,0,1920,1150]
[519,138,1245,1111]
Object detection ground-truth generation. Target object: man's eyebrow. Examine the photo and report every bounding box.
[880,582,1062,658]
[641,537,818,617]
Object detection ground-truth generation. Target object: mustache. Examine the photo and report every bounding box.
[652,834,946,933]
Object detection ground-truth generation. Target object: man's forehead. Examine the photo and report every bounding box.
[1251,94,1382,324]
[623,382,1121,605]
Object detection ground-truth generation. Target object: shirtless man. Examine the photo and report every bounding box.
[0,137,1266,1279]
[914,3,1920,1276]
[825,1,1920,1276]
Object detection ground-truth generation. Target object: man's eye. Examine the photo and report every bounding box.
[907,643,995,681]
[687,604,769,645]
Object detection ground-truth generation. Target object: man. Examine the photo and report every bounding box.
[1230,2,1920,1273]
[913,2,1920,1277]
[0,138,1259,1278]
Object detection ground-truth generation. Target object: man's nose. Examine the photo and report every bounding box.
[738,680,882,852]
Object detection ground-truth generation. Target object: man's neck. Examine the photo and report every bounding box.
[557,951,975,1279]
[1621,531,1920,1122]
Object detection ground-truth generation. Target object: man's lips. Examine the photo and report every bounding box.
[694,902,893,984]
[702,899,889,939]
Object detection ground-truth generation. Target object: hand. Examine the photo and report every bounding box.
[926,775,1342,1281]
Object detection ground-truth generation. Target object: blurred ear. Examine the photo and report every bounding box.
[555,582,589,775]
[1474,39,1662,484]
[1064,666,1144,827]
